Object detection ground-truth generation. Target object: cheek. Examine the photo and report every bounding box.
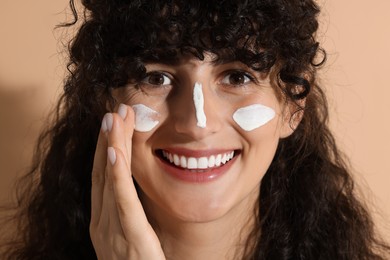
[232,104,276,132]
[132,104,160,132]
[131,134,156,188]
[239,117,281,177]
[240,115,282,148]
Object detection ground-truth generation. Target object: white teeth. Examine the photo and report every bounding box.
[173,154,180,166]
[227,152,233,161]
[187,157,197,169]
[161,151,235,170]
[208,155,215,168]
[180,156,187,168]
[215,154,222,167]
[168,153,173,163]
[198,157,208,169]
[221,154,227,164]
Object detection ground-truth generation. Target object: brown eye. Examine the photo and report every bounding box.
[142,72,172,86]
[221,71,252,86]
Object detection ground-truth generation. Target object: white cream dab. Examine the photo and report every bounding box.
[193,82,207,128]
[233,104,275,131]
[131,104,159,132]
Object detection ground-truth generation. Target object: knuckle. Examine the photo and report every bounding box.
[116,201,130,217]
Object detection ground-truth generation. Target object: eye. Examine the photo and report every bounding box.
[133,71,173,97]
[142,72,172,86]
[221,71,253,86]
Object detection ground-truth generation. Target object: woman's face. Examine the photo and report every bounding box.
[114,54,293,223]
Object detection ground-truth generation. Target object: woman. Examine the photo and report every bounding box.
[2,0,389,259]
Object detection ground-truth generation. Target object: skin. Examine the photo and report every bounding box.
[90,54,298,259]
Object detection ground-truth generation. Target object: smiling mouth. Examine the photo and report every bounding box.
[156,149,240,171]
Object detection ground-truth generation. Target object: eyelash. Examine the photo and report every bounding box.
[220,70,256,87]
[139,71,173,87]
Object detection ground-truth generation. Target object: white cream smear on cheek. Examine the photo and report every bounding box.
[232,104,276,131]
[193,82,207,128]
[131,104,160,132]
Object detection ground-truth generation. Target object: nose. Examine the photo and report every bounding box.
[171,82,222,140]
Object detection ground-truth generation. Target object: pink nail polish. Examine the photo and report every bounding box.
[101,114,108,132]
[118,104,128,120]
[103,113,113,132]
[107,147,116,165]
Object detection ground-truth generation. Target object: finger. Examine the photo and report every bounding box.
[107,111,131,169]
[107,146,151,239]
[117,104,135,167]
[106,109,152,236]
[97,154,124,236]
[102,111,135,234]
[90,115,109,227]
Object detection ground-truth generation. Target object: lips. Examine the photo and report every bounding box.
[155,148,239,182]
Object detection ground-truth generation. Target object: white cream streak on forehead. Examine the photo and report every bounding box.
[131,104,159,132]
[193,82,207,128]
[233,104,275,131]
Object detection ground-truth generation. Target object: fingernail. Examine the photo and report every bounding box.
[101,114,108,132]
[102,113,113,133]
[118,103,128,120]
[107,147,116,165]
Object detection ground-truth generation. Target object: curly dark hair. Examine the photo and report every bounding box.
[1,0,389,259]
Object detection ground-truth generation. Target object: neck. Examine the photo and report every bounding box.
[140,189,259,260]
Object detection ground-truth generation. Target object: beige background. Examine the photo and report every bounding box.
[0,1,389,240]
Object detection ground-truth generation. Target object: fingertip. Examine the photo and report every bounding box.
[116,104,135,130]
[123,105,136,132]
[118,103,128,120]
[102,113,113,133]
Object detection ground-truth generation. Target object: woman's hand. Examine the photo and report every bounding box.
[90,104,165,260]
